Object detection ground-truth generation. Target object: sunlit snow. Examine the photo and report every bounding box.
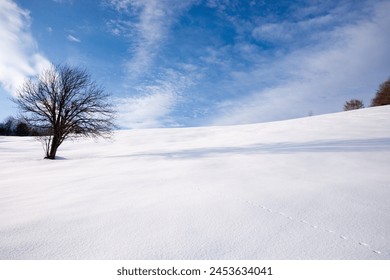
[1,106,389,259]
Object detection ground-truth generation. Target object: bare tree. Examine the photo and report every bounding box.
[371,77,390,106]
[13,64,115,159]
[343,99,364,111]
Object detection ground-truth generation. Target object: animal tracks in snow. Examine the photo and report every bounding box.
[244,199,382,256]
[193,186,383,256]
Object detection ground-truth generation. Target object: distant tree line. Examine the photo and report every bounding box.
[0,116,46,136]
[344,77,390,111]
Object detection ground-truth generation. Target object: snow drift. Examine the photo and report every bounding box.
[1,106,389,259]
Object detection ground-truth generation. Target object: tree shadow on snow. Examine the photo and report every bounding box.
[108,137,390,159]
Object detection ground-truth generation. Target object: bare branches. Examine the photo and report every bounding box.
[13,64,116,159]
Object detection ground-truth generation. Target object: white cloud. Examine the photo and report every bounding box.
[116,91,177,129]
[116,67,196,128]
[106,0,199,127]
[67,34,81,42]
[210,1,390,125]
[252,23,290,42]
[0,0,51,95]
[251,12,335,44]
[106,19,132,36]
[106,0,171,78]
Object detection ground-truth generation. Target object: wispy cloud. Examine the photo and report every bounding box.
[105,0,199,127]
[67,34,81,42]
[106,0,195,79]
[52,0,73,4]
[116,89,178,129]
[116,66,197,128]
[210,1,390,125]
[0,0,51,95]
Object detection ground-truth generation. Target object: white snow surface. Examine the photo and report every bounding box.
[1,106,390,260]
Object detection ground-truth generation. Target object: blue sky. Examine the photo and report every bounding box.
[1,0,389,128]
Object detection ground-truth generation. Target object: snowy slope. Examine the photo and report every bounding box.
[0,106,389,259]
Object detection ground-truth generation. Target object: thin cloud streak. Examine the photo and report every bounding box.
[67,34,81,42]
[107,0,195,79]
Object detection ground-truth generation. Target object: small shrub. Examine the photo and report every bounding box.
[344,99,364,111]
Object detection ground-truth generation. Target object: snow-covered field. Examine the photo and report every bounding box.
[1,106,389,259]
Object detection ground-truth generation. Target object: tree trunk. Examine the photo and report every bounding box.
[45,136,60,159]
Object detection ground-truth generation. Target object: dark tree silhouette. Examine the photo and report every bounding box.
[2,116,17,136]
[371,77,390,106]
[15,122,30,136]
[13,65,115,159]
[343,99,364,111]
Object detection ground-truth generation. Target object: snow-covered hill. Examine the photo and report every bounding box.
[1,106,390,259]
